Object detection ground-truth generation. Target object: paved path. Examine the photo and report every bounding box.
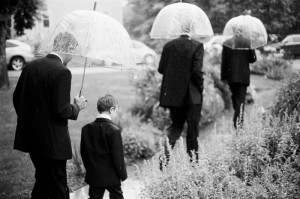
[70,178,142,199]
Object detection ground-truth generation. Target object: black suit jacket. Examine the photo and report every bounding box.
[80,118,127,187]
[13,54,80,160]
[158,35,204,107]
[221,45,257,86]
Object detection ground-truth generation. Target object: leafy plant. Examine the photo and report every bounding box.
[271,72,300,119]
[251,54,293,80]
[138,110,300,198]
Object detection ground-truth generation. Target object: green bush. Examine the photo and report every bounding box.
[251,54,293,80]
[138,110,300,199]
[271,72,300,119]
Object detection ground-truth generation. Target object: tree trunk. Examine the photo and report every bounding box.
[0,20,10,89]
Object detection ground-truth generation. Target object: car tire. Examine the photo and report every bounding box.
[10,56,25,71]
[143,54,155,66]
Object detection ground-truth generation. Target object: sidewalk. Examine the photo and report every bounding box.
[70,178,142,199]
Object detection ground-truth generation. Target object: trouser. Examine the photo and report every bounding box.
[167,104,202,158]
[229,83,248,129]
[89,184,124,199]
[30,153,69,199]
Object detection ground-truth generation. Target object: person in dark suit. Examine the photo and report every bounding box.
[158,27,204,159]
[81,94,127,199]
[13,32,87,199]
[221,41,257,129]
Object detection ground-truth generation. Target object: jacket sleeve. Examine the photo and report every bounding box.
[52,68,80,120]
[110,129,127,181]
[221,46,227,81]
[248,49,257,63]
[158,46,167,74]
[13,67,26,116]
[191,43,204,93]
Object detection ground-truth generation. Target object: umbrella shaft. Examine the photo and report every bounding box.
[79,57,88,97]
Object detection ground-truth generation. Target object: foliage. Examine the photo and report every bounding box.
[0,0,44,36]
[139,110,300,199]
[250,53,293,80]
[0,0,44,89]
[115,112,163,163]
[124,0,299,53]
[271,72,300,119]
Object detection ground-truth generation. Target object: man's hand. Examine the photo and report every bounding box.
[74,95,87,110]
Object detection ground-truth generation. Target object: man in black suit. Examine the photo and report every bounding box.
[13,32,87,199]
[221,42,257,129]
[158,29,204,159]
[81,94,127,199]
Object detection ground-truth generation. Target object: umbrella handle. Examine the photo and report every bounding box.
[79,57,88,97]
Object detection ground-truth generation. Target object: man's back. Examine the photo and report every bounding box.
[13,54,78,159]
[158,35,204,107]
[81,118,127,187]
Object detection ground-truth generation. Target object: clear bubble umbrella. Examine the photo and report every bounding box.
[38,10,136,95]
[223,15,268,49]
[150,2,214,40]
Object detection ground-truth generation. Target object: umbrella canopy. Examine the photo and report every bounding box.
[223,15,268,49]
[150,2,213,40]
[38,10,136,69]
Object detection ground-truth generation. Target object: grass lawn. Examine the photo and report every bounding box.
[0,69,282,198]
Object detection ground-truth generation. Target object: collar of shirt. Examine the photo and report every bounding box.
[96,113,111,120]
[49,52,63,64]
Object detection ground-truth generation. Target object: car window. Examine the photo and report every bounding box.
[283,37,293,44]
[292,36,300,42]
[6,41,18,48]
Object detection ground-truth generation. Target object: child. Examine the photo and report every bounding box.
[80,94,127,199]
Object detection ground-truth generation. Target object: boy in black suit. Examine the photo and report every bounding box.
[80,94,127,199]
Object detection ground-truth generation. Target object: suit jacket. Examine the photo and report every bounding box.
[221,45,257,86]
[80,118,127,187]
[13,54,80,160]
[158,35,204,107]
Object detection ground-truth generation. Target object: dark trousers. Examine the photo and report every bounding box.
[229,83,248,129]
[167,104,202,158]
[89,185,124,199]
[29,153,69,199]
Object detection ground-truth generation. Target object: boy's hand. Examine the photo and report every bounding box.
[74,95,87,110]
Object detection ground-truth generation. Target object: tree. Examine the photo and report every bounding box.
[124,0,299,52]
[0,0,44,89]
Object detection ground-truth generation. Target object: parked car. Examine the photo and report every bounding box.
[6,39,35,71]
[262,34,300,58]
[131,40,157,65]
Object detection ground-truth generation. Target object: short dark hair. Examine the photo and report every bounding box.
[97,94,118,113]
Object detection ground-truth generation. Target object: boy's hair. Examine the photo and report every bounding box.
[97,94,118,113]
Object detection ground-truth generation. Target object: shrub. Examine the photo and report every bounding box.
[271,72,300,119]
[115,112,163,163]
[138,110,300,199]
[251,54,293,80]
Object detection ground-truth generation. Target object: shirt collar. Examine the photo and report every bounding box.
[96,113,111,120]
[49,52,63,64]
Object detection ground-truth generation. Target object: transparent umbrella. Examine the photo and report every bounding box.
[223,15,268,49]
[38,10,136,95]
[150,2,213,40]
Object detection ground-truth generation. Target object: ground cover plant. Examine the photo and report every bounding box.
[251,53,293,80]
[139,110,300,199]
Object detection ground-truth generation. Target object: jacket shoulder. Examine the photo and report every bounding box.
[107,121,121,132]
